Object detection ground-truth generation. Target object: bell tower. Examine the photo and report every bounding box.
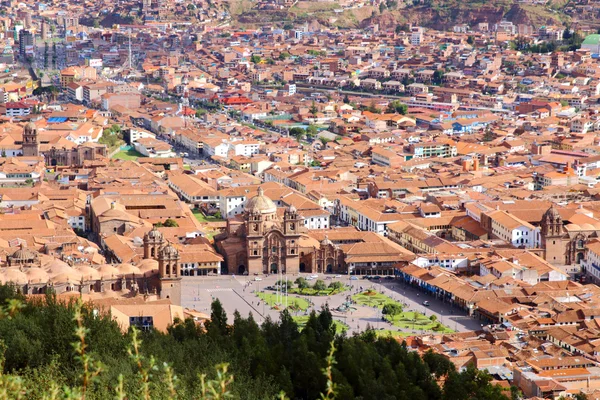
[541,205,566,265]
[541,205,563,237]
[143,226,164,259]
[283,205,300,234]
[158,243,181,305]
[22,122,39,157]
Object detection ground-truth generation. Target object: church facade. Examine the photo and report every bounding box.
[218,188,303,275]
[22,122,107,166]
[541,205,600,268]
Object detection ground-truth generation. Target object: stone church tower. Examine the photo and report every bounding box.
[22,122,39,157]
[158,242,181,305]
[143,226,164,259]
[541,205,566,264]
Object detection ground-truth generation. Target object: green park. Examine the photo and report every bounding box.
[257,292,310,311]
[286,277,349,296]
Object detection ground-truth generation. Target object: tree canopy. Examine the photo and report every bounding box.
[0,285,510,400]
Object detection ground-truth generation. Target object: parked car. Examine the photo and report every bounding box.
[310,274,319,279]
[350,276,359,281]
[254,277,262,281]
[334,274,342,278]
[422,301,430,306]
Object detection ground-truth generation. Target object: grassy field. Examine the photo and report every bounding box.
[111,148,144,160]
[386,311,454,334]
[288,286,348,296]
[351,291,401,309]
[192,210,224,223]
[258,292,310,311]
[375,329,415,338]
[293,316,348,334]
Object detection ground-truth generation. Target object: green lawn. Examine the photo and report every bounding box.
[111,148,144,160]
[386,311,454,334]
[183,165,191,171]
[375,329,414,338]
[352,291,401,309]
[288,286,348,296]
[192,210,224,223]
[293,316,348,334]
[257,292,309,311]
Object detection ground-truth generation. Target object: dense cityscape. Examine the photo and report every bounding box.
[2,0,600,398]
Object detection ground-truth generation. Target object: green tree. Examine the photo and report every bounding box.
[312,280,326,291]
[386,100,408,114]
[250,54,261,64]
[163,218,179,227]
[289,127,304,138]
[295,277,309,289]
[306,124,318,138]
[204,299,229,340]
[433,69,445,85]
[310,100,318,117]
[379,2,386,13]
[382,303,402,317]
[343,94,350,104]
[366,100,381,114]
[279,52,291,60]
[319,137,331,146]
[423,349,455,378]
[467,36,474,45]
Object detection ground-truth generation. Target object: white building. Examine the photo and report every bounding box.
[127,128,156,144]
[488,210,541,248]
[231,141,260,157]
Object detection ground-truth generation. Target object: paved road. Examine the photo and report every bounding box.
[181,274,482,334]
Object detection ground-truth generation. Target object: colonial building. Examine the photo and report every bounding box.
[217,188,413,275]
[21,122,107,166]
[217,187,303,275]
[541,205,600,268]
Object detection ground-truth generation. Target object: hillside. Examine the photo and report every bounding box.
[231,0,569,30]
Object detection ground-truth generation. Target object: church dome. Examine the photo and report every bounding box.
[26,268,49,284]
[145,226,163,241]
[117,263,141,276]
[25,122,36,132]
[138,259,159,277]
[543,205,561,221]
[160,243,179,259]
[96,264,120,279]
[11,243,38,261]
[321,235,333,246]
[76,265,101,281]
[1,268,28,285]
[245,187,277,214]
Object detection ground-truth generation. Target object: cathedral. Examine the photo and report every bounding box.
[216,188,405,275]
[0,226,182,305]
[541,205,600,267]
[217,187,304,275]
[22,122,107,166]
